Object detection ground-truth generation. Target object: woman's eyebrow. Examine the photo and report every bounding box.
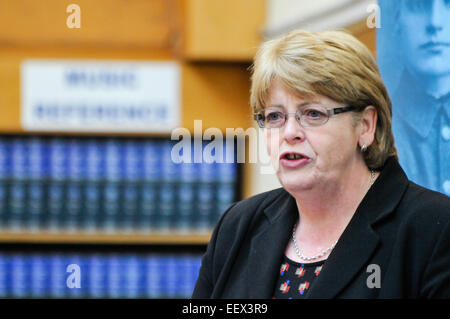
[267,101,318,108]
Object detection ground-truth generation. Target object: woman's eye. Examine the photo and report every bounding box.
[304,109,326,118]
[266,112,283,121]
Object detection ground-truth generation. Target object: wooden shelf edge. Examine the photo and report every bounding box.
[0,231,212,245]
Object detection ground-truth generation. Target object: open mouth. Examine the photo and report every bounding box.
[284,153,305,160]
[281,152,309,160]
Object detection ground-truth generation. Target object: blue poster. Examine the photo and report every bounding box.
[378,0,450,196]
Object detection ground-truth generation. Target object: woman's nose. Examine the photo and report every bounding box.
[282,114,305,143]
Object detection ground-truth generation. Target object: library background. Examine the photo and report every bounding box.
[0,0,375,298]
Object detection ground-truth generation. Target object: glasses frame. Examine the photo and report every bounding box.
[253,105,359,129]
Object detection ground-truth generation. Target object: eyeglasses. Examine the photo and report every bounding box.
[253,105,359,129]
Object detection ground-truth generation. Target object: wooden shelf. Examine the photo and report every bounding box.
[0,231,211,245]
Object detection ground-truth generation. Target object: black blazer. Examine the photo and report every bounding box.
[192,157,450,298]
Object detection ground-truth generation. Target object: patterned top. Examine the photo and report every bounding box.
[273,255,325,299]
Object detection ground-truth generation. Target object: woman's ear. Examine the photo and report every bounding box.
[358,106,377,148]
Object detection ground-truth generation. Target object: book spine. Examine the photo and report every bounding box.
[10,254,29,298]
[120,139,141,233]
[102,139,122,233]
[65,138,85,232]
[47,137,68,232]
[0,137,10,231]
[27,137,46,232]
[158,141,178,231]
[8,137,28,232]
[0,253,8,298]
[88,254,107,298]
[196,159,216,231]
[29,254,50,298]
[144,254,162,298]
[49,254,68,298]
[82,138,104,232]
[139,140,161,233]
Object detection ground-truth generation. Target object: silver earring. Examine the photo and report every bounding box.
[361,144,367,152]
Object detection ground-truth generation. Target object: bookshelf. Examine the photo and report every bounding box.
[0,232,211,245]
[0,0,376,299]
[0,0,261,298]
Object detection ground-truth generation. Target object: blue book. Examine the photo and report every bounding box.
[87,253,107,298]
[65,138,85,232]
[139,140,162,232]
[102,139,122,232]
[27,181,46,232]
[65,254,85,298]
[122,254,144,298]
[10,254,29,298]
[49,254,68,298]
[0,136,11,180]
[175,161,196,231]
[29,253,50,298]
[82,182,102,232]
[0,179,7,231]
[7,179,28,232]
[47,181,66,232]
[158,141,179,231]
[106,254,123,298]
[101,182,121,233]
[8,138,28,231]
[163,255,178,298]
[82,139,105,232]
[0,253,8,298]
[120,182,139,233]
[144,254,162,298]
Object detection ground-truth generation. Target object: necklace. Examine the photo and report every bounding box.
[292,222,337,261]
[291,170,377,261]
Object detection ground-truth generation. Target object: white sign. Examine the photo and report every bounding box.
[21,59,181,133]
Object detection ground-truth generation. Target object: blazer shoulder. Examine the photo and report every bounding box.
[214,187,288,241]
[397,182,450,232]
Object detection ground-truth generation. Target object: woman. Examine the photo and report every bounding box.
[192,30,450,298]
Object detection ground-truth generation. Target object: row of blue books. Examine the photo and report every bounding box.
[0,135,239,232]
[0,179,235,232]
[0,252,202,298]
[0,136,239,182]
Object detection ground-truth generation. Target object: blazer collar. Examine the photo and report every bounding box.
[248,157,409,298]
[247,190,297,298]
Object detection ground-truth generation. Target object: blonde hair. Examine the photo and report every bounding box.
[250,29,397,170]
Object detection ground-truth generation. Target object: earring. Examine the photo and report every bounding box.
[361,144,367,152]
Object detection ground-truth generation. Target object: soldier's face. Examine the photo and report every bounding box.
[398,0,450,77]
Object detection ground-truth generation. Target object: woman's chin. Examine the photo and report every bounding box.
[278,175,315,194]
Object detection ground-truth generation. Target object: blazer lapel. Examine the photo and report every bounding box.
[305,206,380,298]
[307,157,409,298]
[247,193,297,298]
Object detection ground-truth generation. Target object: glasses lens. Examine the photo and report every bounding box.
[264,109,285,128]
[299,106,329,127]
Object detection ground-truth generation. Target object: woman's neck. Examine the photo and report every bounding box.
[292,165,376,245]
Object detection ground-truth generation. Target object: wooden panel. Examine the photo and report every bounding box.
[0,0,181,50]
[345,19,377,57]
[181,62,253,133]
[0,231,211,245]
[183,0,265,61]
[0,55,21,132]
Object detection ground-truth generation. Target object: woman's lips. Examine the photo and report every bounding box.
[279,152,310,168]
[280,157,310,168]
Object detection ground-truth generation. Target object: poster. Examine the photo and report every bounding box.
[377,0,450,196]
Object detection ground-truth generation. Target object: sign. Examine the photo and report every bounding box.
[21,59,181,133]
